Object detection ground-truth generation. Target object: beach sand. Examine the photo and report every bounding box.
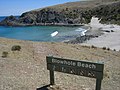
[0,17,120,90]
[82,28,120,51]
[81,17,120,51]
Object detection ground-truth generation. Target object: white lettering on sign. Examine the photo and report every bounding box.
[52,59,96,69]
[52,59,76,66]
[77,62,96,69]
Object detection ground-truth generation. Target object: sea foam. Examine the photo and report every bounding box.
[51,31,58,37]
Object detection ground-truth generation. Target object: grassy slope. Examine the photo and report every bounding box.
[26,0,120,25]
[33,0,120,11]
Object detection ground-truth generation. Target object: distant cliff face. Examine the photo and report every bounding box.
[0,0,120,26]
[89,1,120,24]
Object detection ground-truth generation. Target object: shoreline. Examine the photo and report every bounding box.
[0,30,120,90]
[81,25,120,51]
[0,23,120,51]
[65,28,104,44]
[0,34,120,90]
[0,23,84,27]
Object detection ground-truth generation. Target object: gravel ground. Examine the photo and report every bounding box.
[0,38,120,90]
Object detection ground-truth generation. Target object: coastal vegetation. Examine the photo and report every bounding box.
[0,38,120,90]
[2,51,8,58]
[0,0,120,90]
[0,0,120,26]
[11,45,21,51]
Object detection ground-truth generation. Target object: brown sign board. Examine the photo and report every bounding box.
[46,56,104,90]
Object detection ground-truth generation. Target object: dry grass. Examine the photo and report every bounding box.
[0,38,120,90]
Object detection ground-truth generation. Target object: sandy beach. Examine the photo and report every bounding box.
[0,0,120,89]
[82,27,120,51]
[81,17,120,51]
[0,17,120,90]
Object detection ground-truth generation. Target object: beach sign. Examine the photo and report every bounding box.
[46,56,104,90]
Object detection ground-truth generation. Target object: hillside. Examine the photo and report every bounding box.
[0,38,120,90]
[0,0,120,26]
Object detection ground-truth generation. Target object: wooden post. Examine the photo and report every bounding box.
[95,79,102,90]
[50,70,55,85]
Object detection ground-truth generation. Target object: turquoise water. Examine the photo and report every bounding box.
[0,16,85,42]
[0,26,84,42]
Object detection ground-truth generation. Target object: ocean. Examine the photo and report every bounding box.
[0,16,85,42]
[0,16,19,21]
[0,16,6,21]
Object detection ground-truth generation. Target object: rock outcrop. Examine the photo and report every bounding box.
[0,0,120,26]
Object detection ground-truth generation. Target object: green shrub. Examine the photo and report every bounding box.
[82,45,90,49]
[107,48,110,51]
[11,45,21,51]
[91,45,97,49]
[102,47,106,50]
[2,51,8,58]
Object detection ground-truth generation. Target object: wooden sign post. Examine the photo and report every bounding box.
[46,56,104,90]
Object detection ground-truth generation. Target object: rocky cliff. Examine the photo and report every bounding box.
[0,0,120,26]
